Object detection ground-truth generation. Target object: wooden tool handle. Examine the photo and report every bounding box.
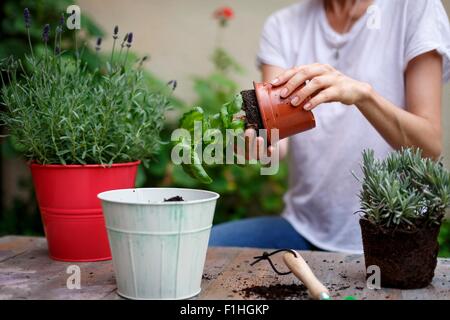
[283,252,330,300]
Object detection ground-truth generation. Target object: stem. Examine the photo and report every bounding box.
[50,118,62,163]
[4,71,19,108]
[118,45,124,64]
[123,47,130,67]
[215,25,223,49]
[54,28,58,54]
[79,42,86,60]
[117,36,127,64]
[0,69,6,88]
[27,29,34,58]
[74,30,79,60]
[44,43,48,67]
[110,38,116,67]
[57,31,62,64]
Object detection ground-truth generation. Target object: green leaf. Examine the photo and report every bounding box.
[220,106,230,128]
[230,119,245,131]
[225,93,243,114]
[180,107,204,132]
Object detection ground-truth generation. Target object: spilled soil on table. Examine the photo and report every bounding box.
[239,283,308,300]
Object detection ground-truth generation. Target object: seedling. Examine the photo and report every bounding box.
[176,83,316,184]
[176,93,245,184]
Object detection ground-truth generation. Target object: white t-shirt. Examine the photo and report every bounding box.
[257,0,450,253]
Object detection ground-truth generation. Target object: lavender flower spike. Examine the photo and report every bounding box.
[167,80,177,91]
[96,37,102,52]
[138,55,150,67]
[121,33,129,48]
[24,8,31,29]
[126,32,133,48]
[60,13,65,27]
[24,8,34,56]
[42,24,50,43]
[113,25,119,39]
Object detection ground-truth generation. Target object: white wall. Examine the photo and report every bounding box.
[77,0,297,102]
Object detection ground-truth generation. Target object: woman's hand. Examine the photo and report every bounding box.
[271,63,372,110]
[235,129,277,161]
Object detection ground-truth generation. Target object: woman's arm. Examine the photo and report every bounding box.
[359,51,443,159]
[270,51,443,159]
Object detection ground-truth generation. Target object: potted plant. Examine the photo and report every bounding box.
[357,148,450,288]
[0,9,170,261]
[176,83,315,184]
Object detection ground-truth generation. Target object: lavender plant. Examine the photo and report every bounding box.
[357,148,450,229]
[0,8,170,165]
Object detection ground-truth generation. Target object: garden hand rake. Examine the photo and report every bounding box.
[250,249,331,300]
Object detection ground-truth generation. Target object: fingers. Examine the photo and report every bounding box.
[279,64,332,98]
[234,131,246,162]
[244,129,257,161]
[267,145,274,157]
[244,129,263,161]
[303,87,338,111]
[257,137,276,165]
[270,67,300,86]
[243,129,272,161]
[290,75,333,107]
[256,137,265,160]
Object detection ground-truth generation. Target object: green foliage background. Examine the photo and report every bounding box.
[0,0,448,256]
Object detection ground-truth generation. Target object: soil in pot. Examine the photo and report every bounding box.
[360,219,441,289]
[241,89,264,132]
[164,195,185,202]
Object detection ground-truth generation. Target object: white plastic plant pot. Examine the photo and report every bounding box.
[97,188,219,300]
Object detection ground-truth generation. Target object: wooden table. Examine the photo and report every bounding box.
[1,236,449,300]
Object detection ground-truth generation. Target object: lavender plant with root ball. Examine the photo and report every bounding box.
[356,148,450,288]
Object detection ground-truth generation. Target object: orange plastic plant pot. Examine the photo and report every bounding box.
[253,81,316,143]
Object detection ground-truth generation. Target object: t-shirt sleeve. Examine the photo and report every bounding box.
[404,0,450,82]
[256,14,288,69]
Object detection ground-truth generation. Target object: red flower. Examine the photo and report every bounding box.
[214,6,234,21]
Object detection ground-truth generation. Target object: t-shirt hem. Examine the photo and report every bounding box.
[282,212,364,254]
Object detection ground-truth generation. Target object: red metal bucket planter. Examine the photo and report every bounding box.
[30,161,140,262]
